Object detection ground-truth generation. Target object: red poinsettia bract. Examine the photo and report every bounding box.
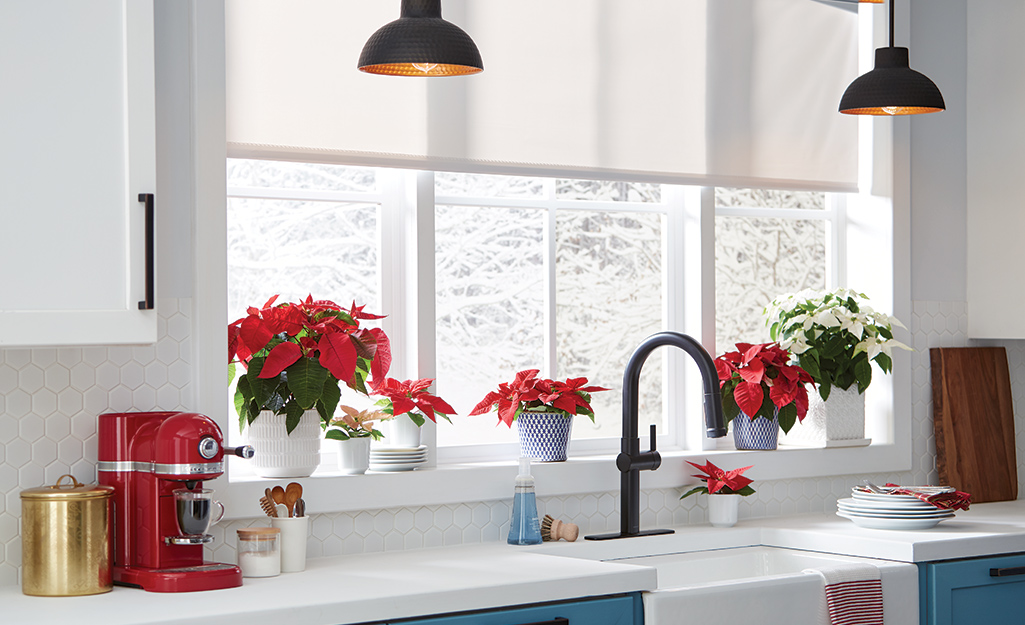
[370,377,456,425]
[469,369,609,428]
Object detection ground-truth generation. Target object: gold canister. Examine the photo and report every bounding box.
[20,474,114,596]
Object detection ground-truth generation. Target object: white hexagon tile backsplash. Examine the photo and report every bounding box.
[2,299,1024,586]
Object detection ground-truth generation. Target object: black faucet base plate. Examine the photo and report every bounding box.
[583,528,675,541]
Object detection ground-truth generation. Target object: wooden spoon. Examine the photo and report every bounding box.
[285,482,303,518]
[271,485,285,509]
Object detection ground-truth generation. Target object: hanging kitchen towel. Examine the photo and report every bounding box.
[804,563,884,625]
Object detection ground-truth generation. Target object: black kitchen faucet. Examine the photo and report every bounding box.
[586,332,727,540]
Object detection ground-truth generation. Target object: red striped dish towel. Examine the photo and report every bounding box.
[804,563,884,625]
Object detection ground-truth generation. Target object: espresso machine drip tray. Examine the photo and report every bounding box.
[165,535,214,545]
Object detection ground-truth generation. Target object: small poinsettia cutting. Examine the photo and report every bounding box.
[680,460,756,499]
[469,369,609,427]
[716,342,815,434]
[229,295,453,435]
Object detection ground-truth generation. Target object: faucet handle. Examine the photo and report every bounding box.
[649,424,657,452]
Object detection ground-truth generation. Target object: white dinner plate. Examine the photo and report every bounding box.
[370,453,428,461]
[851,493,941,507]
[837,511,950,530]
[368,458,427,465]
[369,461,425,472]
[839,497,939,513]
[837,506,953,520]
[371,444,428,453]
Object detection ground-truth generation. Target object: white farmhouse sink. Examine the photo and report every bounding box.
[613,546,918,625]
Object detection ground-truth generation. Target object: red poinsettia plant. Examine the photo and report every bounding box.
[370,377,457,427]
[716,342,815,434]
[229,295,393,434]
[680,460,756,499]
[469,369,609,427]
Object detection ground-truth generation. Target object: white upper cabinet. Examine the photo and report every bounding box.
[0,0,157,346]
[967,0,1025,338]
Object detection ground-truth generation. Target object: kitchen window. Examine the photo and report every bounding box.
[225,160,844,464]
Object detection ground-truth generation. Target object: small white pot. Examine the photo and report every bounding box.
[708,493,741,528]
[331,437,371,475]
[378,414,422,448]
[245,410,321,478]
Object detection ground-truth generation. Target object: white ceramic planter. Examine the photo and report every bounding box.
[331,437,371,475]
[708,493,741,528]
[246,410,321,478]
[377,414,422,449]
[781,385,866,446]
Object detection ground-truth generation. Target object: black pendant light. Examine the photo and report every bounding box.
[839,0,944,115]
[358,0,483,77]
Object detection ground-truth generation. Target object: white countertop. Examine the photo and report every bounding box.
[4,501,1025,625]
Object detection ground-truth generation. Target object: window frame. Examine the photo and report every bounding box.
[191,0,911,519]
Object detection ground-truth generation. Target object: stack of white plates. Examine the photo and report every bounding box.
[369,445,428,472]
[836,488,955,530]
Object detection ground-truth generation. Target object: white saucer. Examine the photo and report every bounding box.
[370,452,428,461]
[369,460,425,472]
[839,497,941,513]
[371,444,427,453]
[838,503,953,519]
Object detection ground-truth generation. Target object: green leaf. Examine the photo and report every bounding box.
[325,429,351,441]
[733,485,756,497]
[235,376,252,433]
[854,355,873,393]
[247,399,261,426]
[798,352,821,382]
[680,486,709,500]
[721,389,741,425]
[285,358,329,410]
[873,352,892,375]
[778,403,798,434]
[284,401,304,434]
[819,379,832,401]
[318,378,341,420]
[245,357,281,409]
[370,429,385,441]
[757,388,775,421]
[228,362,236,386]
[406,412,426,428]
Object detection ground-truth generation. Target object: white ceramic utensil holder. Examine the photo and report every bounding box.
[271,516,309,573]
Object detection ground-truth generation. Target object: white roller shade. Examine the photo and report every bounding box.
[227,0,858,190]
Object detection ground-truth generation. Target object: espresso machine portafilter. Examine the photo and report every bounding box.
[98,412,253,592]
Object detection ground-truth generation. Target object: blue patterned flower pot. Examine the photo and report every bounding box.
[516,409,573,462]
[732,408,780,450]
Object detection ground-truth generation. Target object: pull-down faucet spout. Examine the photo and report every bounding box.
[585,332,727,541]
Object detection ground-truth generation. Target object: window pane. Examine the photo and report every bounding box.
[435,172,545,199]
[556,211,664,438]
[714,216,826,350]
[227,158,377,193]
[227,198,380,321]
[556,179,661,203]
[435,205,545,446]
[715,187,824,210]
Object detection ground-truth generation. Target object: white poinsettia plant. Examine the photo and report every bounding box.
[764,288,911,400]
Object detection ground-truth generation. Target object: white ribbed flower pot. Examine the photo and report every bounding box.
[708,493,741,528]
[330,437,371,475]
[780,385,866,446]
[246,410,321,478]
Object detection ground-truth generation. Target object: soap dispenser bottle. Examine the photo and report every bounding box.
[508,457,543,545]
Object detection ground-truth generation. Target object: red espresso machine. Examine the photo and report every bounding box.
[98,411,253,592]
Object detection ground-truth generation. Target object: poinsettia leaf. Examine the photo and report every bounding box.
[318,332,358,383]
[469,391,501,415]
[680,486,709,500]
[284,401,304,434]
[318,377,341,421]
[873,352,892,374]
[778,403,798,434]
[285,358,329,410]
[245,357,280,409]
[757,391,775,421]
[325,429,350,441]
[235,375,252,433]
[737,358,765,385]
[240,314,274,355]
[733,485,756,496]
[406,411,425,427]
[259,341,302,379]
[721,388,741,424]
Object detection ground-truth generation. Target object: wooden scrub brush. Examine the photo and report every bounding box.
[259,488,278,518]
[541,514,579,542]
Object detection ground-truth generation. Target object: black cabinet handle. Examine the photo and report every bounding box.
[517,619,568,625]
[990,566,1025,577]
[137,193,154,310]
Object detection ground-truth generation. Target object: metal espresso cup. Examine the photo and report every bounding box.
[172,489,225,536]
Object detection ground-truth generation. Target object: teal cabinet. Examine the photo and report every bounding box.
[920,553,1025,625]
[385,594,642,625]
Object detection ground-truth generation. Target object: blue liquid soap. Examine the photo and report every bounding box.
[508,457,543,545]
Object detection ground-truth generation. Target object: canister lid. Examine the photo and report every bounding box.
[20,474,114,501]
[237,527,280,540]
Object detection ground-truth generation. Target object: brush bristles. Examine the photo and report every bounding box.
[541,514,555,541]
[259,496,278,518]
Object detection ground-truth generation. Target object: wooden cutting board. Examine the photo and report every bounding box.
[931,347,1018,502]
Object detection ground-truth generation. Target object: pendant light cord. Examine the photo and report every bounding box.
[889,0,895,48]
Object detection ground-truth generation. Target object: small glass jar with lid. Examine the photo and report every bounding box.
[236,527,280,578]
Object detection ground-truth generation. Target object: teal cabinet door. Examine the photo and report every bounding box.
[921,553,1025,625]
[387,594,641,625]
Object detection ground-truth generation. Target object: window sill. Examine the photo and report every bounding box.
[215,441,910,520]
